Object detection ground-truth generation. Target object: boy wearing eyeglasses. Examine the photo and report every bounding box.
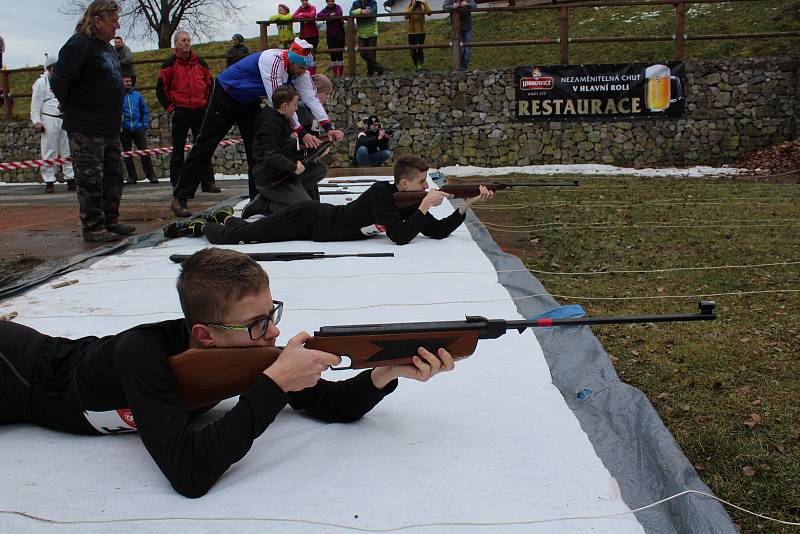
[0,248,456,498]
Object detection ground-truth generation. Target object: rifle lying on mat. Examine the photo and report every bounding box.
[328,179,391,184]
[170,301,716,410]
[169,251,394,263]
[393,181,580,209]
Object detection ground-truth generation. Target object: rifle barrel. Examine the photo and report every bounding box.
[169,252,393,263]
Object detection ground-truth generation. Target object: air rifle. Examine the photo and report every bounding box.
[169,301,715,410]
[393,180,580,209]
[169,251,394,263]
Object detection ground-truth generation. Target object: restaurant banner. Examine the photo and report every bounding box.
[515,62,686,122]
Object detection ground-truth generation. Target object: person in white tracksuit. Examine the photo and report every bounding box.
[31,56,74,193]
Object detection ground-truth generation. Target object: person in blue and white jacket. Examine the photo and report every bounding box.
[170,38,345,215]
[120,74,157,184]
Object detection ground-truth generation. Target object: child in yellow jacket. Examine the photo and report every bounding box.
[405,0,432,72]
[270,4,295,49]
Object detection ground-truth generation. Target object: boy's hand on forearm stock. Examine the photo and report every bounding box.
[419,189,451,213]
[301,133,322,149]
[264,332,341,392]
[370,347,456,389]
[295,161,306,174]
[461,185,494,212]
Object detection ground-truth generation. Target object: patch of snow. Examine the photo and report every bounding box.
[438,164,747,178]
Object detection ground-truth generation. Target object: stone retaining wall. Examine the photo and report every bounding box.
[1,57,796,183]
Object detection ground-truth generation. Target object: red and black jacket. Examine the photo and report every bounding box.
[156,51,213,112]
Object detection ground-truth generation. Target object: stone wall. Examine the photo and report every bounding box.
[0,56,796,183]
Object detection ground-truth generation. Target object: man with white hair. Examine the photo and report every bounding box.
[169,38,345,217]
[31,55,75,193]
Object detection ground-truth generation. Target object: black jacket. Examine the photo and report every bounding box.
[51,33,124,135]
[226,43,251,67]
[15,319,396,498]
[251,106,302,186]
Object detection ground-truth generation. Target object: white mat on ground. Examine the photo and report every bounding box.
[0,175,644,533]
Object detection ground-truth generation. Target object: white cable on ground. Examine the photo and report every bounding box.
[10,288,799,319]
[474,222,800,232]
[0,489,797,529]
[474,217,800,229]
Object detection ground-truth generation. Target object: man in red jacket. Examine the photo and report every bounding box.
[156,30,219,193]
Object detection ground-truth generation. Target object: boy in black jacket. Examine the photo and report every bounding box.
[166,154,493,245]
[244,85,329,218]
[0,248,456,498]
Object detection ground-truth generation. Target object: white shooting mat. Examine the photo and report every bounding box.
[0,175,645,533]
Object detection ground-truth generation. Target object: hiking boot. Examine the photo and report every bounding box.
[45,183,55,194]
[196,204,234,224]
[67,181,77,192]
[241,195,268,219]
[163,217,206,238]
[106,223,136,235]
[201,184,222,193]
[147,176,159,184]
[170,197,192,217]
[82,228,123,242]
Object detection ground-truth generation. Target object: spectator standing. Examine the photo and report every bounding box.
[113,36,135,79]
[350,0,385,76]
[226,33,250,67]
[443,0,476,71]
[31,55,75,193]
[294,0,319,75]
[156,30,219,196]
[405,0,431,73]
[353,114,391,166]
[319,0,345,78]
[168,39,345,217]
[120,74,157,184]
[0,31,5,69]
[270,5,295,50]
[51,0,134,242]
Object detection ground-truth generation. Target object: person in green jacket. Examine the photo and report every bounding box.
[350,0,385,75]
[405,0,431,73]
[270,4,295,49]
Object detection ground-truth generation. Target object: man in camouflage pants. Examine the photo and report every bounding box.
[51,0,134,242]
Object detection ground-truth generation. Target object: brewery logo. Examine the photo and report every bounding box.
[520,67,554,91]
[117,408,137,428]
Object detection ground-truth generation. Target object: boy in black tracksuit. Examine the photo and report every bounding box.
[245,85,328,217]
[0,249,458,498]
[198,154,493,245]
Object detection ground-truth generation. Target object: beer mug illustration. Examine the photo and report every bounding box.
[645,64,682,112]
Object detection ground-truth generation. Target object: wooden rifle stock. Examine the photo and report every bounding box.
[393,181,579,209]
[168,302,714,410]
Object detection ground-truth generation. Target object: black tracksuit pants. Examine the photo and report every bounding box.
[204,201,366,245]
[173,80,260,201]
[169,107,215,190]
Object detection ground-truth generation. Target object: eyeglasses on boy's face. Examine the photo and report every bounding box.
[204,301,283,340]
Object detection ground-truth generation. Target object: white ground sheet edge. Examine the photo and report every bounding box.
[0,175,644,534]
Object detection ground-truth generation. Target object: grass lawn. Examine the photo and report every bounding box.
[5,0,800,117]
[464,172,800,531]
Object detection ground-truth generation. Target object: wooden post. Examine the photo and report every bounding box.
[260,22,269,51]
[347,16,357,76]
[451,12,462,72]
[559,6,569,64]
[1,70,11,120]
[674,1,686,60]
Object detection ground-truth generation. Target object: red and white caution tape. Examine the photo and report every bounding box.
[0,138,244,172]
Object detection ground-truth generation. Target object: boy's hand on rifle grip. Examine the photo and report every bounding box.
[264,332,341,392]
[419,190,451,214]
[370,347,456,389]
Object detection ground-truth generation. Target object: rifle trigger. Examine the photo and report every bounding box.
[516,326,526,333]
[329,355,353,371]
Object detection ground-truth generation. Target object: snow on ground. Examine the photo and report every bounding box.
[439,164,746,178]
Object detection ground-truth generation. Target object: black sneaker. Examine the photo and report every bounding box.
[163,217,206,238]
[106,223,136,235]
[195,205,234,224]
[82,228,124,242]
[147,176,159,184]
[241,195,267,219]
[201,184,222,193]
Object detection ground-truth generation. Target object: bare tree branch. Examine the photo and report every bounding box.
[61,0,247,49]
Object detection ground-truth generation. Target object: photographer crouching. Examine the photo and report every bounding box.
[353,115,393,167]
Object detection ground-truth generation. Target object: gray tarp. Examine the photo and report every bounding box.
[464,209,738,533]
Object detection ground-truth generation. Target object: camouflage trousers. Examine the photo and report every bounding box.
[67,132,124,232]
